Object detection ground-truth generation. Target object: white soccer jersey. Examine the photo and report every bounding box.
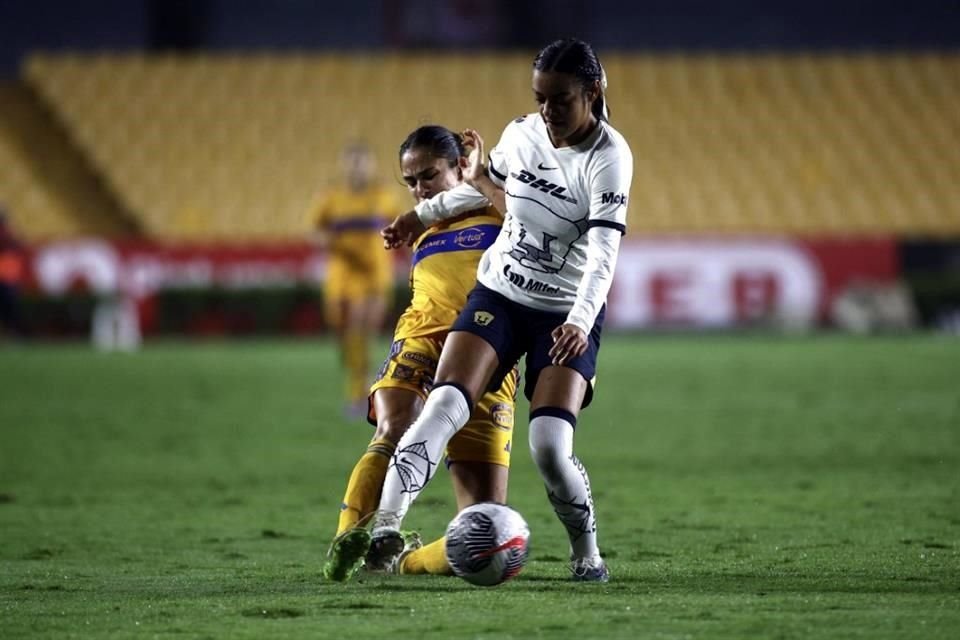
[415,113,633,332]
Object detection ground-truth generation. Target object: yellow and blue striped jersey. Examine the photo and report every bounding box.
[309,185,402,276]
[394,206,503,339]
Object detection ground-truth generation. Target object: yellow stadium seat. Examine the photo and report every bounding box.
[19,51,960,241]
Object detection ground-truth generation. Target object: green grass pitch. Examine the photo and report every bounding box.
[1,335,958,638]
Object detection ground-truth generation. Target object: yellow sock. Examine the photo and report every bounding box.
[336,438,395,535]
[342,331,369,404]
[399,536,453,575]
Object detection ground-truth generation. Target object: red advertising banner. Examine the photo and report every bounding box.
[28,240,324,297]
[608,236,898,328]
[24,236,898,331]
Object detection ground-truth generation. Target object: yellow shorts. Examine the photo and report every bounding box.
[323,270,391,330]
[325,273,391,301]
[369,334,517,467]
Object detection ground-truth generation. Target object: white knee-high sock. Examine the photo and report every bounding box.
[373,384,471,529]
[528,410,600,562]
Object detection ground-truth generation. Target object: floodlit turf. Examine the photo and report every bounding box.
[1,335,958,639]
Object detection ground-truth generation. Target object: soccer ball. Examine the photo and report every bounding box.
[445,502,530,587]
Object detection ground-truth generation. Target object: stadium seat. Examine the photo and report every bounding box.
[22,52,960,240]
[0,80,135,241]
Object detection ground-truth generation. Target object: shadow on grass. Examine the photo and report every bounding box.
[332,571,956,595]
[76,568,957,600]
[359,571,959,596]
[612,572,957,596]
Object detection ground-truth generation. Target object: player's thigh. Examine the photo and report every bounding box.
[434,331,500,409]
[371,387,424,444]
[442,282,525,407]
[325,299,350,335]
[366,268,392,332]
[448,382,516,469]
[337,276,378,329]
[369,334,441,432]
[448,461,509,510]
[341,296,366,328]
[360,291,388,333]
[529,365,588,417]
[524,307,601,413]
[323,278,346,332]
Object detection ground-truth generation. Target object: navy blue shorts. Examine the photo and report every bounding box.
[451,282,604,409]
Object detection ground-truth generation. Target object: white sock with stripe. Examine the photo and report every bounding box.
[373,383,472,530]
[528,408,601,563]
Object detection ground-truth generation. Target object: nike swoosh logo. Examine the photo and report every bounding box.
[537,162,558,170]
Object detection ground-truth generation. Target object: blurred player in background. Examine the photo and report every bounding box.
[323,125,518,582]
[309,142,402,418]
[370,38,633,583]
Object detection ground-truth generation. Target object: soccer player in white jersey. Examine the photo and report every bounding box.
[370,38,633,582]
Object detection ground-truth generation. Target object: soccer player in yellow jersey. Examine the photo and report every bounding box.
[309,143,403,417]
[323,125,517,581]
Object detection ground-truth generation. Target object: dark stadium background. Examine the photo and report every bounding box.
[1,0,959,341]
[2,4,959,638]
[3,1,960,67]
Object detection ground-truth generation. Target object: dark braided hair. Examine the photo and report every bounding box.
[398,125,466,166]
[533,38,609,122]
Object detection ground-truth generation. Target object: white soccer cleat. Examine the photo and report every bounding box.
[571,555,610,583]
[365,528,406,572]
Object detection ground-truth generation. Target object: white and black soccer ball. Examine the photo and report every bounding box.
[445,502,530,587]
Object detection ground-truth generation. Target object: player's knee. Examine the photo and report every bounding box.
[528,409,577,483]
[373,416,409,444]
[424,383,473,431]
[373,403,420,444]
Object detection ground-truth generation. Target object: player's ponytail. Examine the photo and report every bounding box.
[593,64,610,122]
[398,125,466,167]
[534,38,609,122]
[452,131,467,156]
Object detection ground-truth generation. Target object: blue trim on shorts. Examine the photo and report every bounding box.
[530,407,578,429]
[412,224,499,267]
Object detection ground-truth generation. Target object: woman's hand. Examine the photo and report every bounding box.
[381,210,426,249]
[461,128,486,187]
[549,323,588,366]
[461,128,508,215]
